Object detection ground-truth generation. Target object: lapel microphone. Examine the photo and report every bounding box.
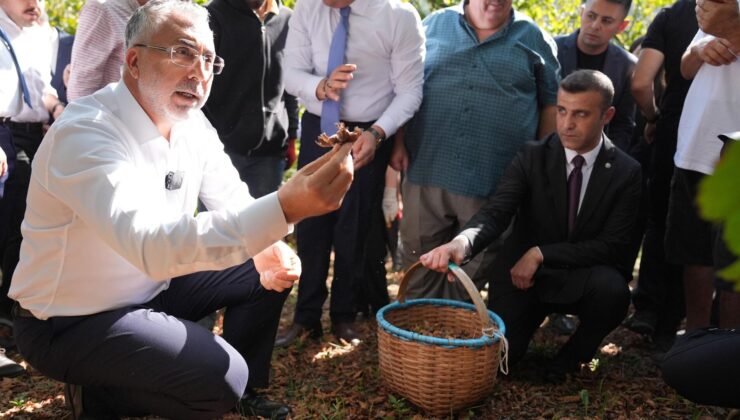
[165,171,184,191]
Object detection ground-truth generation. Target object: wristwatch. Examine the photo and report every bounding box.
[365,126,385,147]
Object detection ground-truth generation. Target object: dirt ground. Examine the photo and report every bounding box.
[0,270,733,419]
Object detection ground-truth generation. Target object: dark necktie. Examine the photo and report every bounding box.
[320,6,350,135]
[0,26,33,108]
[567,155,586,235]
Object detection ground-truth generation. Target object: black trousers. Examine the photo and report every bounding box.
[0,123,41,319]
[661,327,740,408]
[490,265,630,369]
[354,200,396,315]
[13,260,288,419]
[633,117,684,333]
[293,113,391,326]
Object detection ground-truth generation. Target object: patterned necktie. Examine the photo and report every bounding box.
[320,6,350,135]
[567,155,586,235]
[0,26,33,108]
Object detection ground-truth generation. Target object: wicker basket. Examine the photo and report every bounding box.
[376,262,506,416]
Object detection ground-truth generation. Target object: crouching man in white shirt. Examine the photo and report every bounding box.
[7,1,354,419]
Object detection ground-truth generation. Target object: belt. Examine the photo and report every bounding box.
[5,121,43,132]
[0,117,11,126]
[11,303,36,319]
[304,112,375,129]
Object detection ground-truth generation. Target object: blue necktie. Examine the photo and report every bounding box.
[0,26,33,108]
[320,6,350,135]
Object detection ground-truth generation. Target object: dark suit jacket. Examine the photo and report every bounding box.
[204,0,299,157]
[555,31,637,153]
[460,133,641,303]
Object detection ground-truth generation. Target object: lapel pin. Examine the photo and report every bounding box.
[605,162,612,169]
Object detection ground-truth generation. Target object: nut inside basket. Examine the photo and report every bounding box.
[384,304,488,340]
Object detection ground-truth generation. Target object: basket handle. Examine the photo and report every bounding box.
[398,261,493,333]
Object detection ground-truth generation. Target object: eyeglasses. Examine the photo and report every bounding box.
[134,44,225,75]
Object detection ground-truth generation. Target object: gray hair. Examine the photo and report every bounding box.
[124,0,210,49]
[560,70,615,112]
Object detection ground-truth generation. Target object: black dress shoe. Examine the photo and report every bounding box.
[0,317,15,350]
[548,313,577,335]
[274,322,322,348]
[331,322,362,344]
[623,310,657,336]
[64,384,120,420]
[0,347,24,378]
[236,389,291,420]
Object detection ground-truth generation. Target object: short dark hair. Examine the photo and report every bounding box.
[559,70,615,111]
[582,0,632,16]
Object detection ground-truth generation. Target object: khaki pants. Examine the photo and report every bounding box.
[399,180,508,301]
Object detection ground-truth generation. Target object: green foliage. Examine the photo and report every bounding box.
[46,0,675,46]
[45,0,84,34]
[579,389,590,416]
[698,140,740,287]
[410,0,674,49]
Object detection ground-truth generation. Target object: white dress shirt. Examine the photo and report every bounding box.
[676,30,740,175]
[9,82,291,319]
[283,0,424,137]
[564,135,603,214]
[0,10,57,122]
[0,31,20,118]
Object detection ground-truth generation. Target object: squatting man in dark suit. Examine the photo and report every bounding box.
[420,70,642,382]
[7,0,354,418]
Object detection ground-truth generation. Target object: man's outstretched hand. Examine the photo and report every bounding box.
[277,142,354,224]
[254,241,302,292]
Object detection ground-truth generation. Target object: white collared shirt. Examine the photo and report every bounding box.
[9,82,291,319]
[564,135,603,214]
[283,0,425,136]
[0,10,57,122]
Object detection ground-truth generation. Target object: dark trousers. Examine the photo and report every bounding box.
[0,124,41,319]
[490,265,630,368]
[661,327,740,408]
[13,260,288,419]
[354,201,396,315]
[226,153,285,199]
[294,113,392,326]
[633,117,684,333]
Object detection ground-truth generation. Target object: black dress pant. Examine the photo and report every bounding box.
[661,327,740,408]
[293,113,391,326]
[0,124,41,319]
[490,265,630,369]
[633,117,685,333]
[13,260,288,419]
